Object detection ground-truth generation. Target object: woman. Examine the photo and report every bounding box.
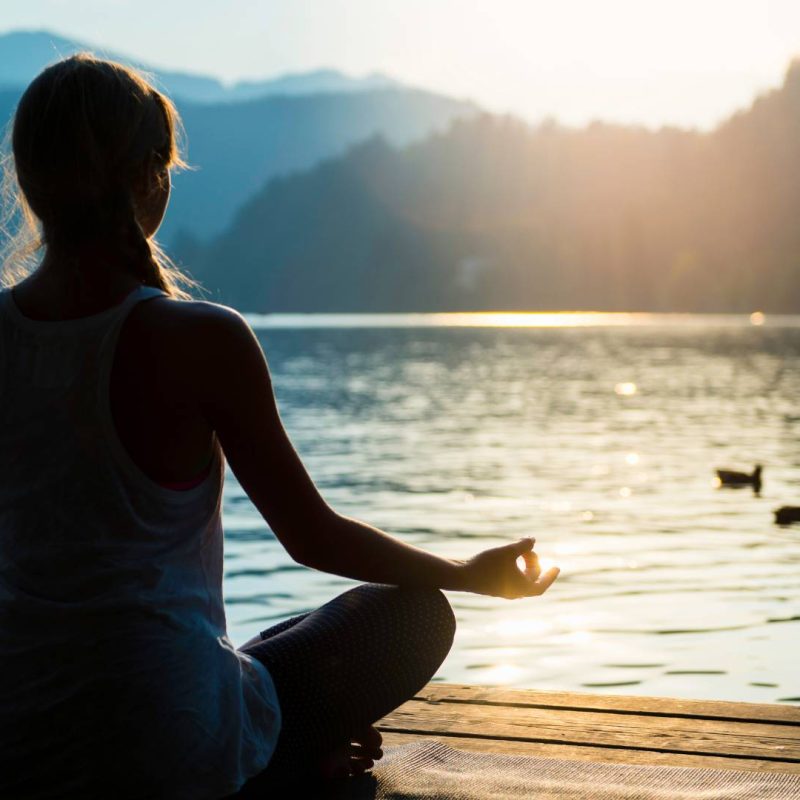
[0,54,559,798]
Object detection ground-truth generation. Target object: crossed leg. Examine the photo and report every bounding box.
[231,583,456,795]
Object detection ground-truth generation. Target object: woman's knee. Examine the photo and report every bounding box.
[400,586,455,681]
[354,583,456,659]
[415,586,456,651]
[340,583,456,636]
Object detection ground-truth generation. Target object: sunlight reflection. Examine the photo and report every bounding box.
[538,557,557,574]
[563,630,593,645]
[248,311,800,330]
[490,618,552,638]
[427,312,641,328]
[557,614,595,646]
[619,487,632,498]
[484,647,523,659]
[625,452,640,465]
[614,382,638,396]
[478,664,525,684]
[560,613,590,627]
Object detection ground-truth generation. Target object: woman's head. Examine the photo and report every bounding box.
[2,53,192,296]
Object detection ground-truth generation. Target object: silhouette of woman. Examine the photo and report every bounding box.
[0,54,559,798]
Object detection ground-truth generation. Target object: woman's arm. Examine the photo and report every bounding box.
[192,304,558,599]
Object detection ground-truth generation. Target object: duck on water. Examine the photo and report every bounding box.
[715,464,762,494]
[774,506,800,526]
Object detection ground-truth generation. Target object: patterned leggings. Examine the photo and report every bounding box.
[230,583,456,796]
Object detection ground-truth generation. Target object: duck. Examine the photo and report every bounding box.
[774,506,800,526]
[715,464,762,494]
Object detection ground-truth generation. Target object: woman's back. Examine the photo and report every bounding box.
[9,272,219,487]
[0,51,557,799]
[0,285,280,799]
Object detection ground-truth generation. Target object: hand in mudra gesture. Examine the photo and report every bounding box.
[460,537,560,599]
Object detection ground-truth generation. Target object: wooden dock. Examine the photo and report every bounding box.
[376,683,800,775]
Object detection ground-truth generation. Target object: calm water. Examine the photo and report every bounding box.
[223,313,800,704]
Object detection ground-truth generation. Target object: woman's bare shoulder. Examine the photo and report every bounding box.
[129,296,252,343]
[123,296,262,381]
[132,296,245,328]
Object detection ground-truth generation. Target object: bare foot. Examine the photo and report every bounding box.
[318,726,384,781]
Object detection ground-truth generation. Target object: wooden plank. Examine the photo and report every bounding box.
[378,698,800,763]
[416,683,800,726]
[379,732,800,775]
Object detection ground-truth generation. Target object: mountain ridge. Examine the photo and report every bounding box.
[0,30,478,243]
[181,61,800,313]
[0,29,402,103]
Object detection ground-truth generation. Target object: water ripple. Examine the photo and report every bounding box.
[222,322,800,704]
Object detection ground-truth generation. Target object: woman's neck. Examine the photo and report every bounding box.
[12,252,142,321]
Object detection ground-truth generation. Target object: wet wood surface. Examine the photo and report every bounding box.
[376,683,800,774]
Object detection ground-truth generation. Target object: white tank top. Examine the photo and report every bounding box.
[0,285,281,799]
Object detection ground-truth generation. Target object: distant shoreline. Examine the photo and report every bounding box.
[243,311,800,330]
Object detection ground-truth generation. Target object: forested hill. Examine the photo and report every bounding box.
[162,88,479,243]
[0,84,476,246]
[182,62,800,313]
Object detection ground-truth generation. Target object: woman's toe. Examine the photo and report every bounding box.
[349,755,375,776]
[354,725,383,755]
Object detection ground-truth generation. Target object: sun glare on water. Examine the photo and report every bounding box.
[490,618,552,638]
[614,382,637,396]
[428,312,641,328]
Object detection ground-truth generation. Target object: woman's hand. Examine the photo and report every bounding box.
[457,537,560,598]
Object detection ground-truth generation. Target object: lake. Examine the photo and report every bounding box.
[223,313,800,704]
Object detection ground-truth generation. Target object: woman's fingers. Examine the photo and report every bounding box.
[507,563,560,598]
[501,537,535,558]
[521,550,541,579]
[526,565,560,596]
[466,538,557,598]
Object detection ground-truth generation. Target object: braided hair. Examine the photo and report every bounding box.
[3,53,193,297]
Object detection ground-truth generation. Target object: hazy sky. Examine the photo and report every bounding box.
[3,0,800,129]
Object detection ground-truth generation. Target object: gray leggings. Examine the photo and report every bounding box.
[231,583,456,796]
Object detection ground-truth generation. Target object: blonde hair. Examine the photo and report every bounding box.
[1,53,194,298]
